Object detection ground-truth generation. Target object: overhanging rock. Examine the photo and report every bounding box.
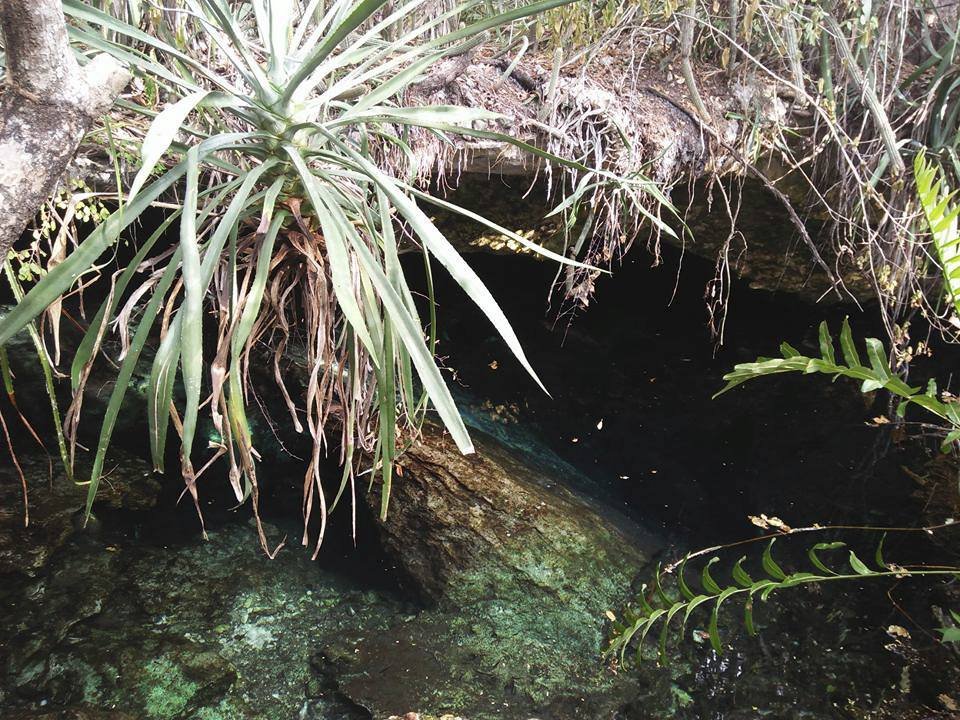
[405,49,788,184]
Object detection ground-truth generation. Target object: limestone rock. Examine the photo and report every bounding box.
[371,425,656,604]
[331,425,661,719]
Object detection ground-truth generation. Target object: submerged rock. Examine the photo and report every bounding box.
[330,425,662,719]
[6,708,136,719]
[371,424,658,605]
[0,513,394,719]
[0,451,160,576]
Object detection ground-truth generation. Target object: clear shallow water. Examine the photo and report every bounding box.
[0,516,389,719]
[1,244,958,719]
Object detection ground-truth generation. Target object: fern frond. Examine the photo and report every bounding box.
[715,319,960,449]
[608,538,960,665]
[939,610,960,644]
[915,151,960,317]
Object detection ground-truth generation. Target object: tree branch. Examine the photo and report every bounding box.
[0,0,130,266]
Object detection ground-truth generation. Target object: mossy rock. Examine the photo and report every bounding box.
[334,425,662,719]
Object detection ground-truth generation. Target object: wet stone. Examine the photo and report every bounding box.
[0,451,161,576]
[0,505,397,720]
[331,425,662,719]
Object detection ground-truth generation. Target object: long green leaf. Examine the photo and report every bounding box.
[324,132,548,393]
[282,0,390,106]
[178,147,204,470]
[0,165,182,349]
[337,202,475,454]
[62,0,231,90]
[85,248,182,518]
[762,539,787,581]
[70,210,181,391]
[285,147,381,366]
[225,210,286,497]
[128,90,211,200]
[808,541,845,575]
[406,185,602,271]
[0,134,255,349]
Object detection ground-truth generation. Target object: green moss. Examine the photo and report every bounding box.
[142,657,198,718]
[671,684,694,708]
[193,699,243,720]
[435,520,642,708]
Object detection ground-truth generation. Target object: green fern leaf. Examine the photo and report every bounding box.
[715,321,957,445]
[636,584,655,615]
[818,321,837,364]
[762,539,787,581]
[808,541,845,575]
[732,556,754,588]
[875,534,889,570]
[915,151,960,317]
[653,563,673,605]
[677,557,697,601]
[702,557,723,594]
[659,602,687,664]
[709,587,739,653]
[682,595,713,627]
[839,318,862,367]
[744,597,757,636]
[848,551,873,576]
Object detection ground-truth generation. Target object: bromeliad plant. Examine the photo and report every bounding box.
[0,0,670,554]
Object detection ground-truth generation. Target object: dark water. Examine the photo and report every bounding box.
[424,248,911,539]
[409,245,960,719]
[1,234,959,719]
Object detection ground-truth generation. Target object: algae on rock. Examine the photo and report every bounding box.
[329,424,662,719]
